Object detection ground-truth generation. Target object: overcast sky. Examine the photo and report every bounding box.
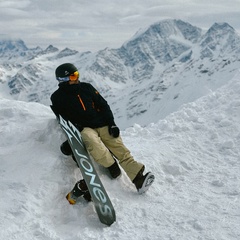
[0,0,240,52]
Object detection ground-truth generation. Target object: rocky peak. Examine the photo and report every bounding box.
[55,47,78,59]
[200,22,240,58]
[0,38,28,58]
[44,45,59,54]
[119,19,202,68]
[0,38,28,51]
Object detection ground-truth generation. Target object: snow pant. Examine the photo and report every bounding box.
[81,126,144,181]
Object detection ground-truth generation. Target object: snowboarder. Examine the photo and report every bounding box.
[50,63,154,204]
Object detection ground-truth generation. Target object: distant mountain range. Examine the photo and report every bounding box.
[0,19,240,129]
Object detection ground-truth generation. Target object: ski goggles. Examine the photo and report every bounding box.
[57,71,80,82]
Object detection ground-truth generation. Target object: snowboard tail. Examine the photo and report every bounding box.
[59,115,116,226]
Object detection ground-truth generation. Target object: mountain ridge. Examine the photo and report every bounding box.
[0,19,240,129]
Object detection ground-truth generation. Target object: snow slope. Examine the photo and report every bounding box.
[0,71,240,240]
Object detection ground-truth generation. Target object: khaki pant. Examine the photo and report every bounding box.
[81,127,144,181]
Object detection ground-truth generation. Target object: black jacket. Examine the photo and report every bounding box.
[50,82,114,128]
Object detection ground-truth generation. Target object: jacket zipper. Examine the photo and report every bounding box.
[77,95,86,111]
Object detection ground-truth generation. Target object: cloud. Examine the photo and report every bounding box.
[0,0,239,52]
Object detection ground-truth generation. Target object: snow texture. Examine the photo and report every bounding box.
[0,71,240,240]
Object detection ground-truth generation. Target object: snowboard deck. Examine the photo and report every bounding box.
[59,115,116,226]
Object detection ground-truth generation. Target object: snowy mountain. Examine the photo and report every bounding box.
[0,37,42,60]
[0,71,239,240]
[0,19,240,129]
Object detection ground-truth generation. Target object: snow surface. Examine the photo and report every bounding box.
[0,72,240,240]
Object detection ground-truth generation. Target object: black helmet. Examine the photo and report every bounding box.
[55,63,79,82]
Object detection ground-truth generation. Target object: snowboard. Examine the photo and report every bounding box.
[59,115,116,226]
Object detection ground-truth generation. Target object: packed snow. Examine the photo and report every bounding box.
[0,72,240,240]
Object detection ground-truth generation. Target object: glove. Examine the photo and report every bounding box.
[108,125,120,138]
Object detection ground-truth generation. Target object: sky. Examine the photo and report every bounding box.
[0,0,240,52]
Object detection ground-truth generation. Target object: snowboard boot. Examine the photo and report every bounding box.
[133,167,155,194]
[71,154,79,167]
[107,160,121,179]
[60,140,72,155]
[60,140,79,166]
[66,179,91,204]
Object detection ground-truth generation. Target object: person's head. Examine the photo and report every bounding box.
[55,63,79,84]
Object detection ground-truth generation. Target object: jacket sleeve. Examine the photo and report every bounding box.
[50,104,60,120]
[50,91,71,123]
[50,94,84,131]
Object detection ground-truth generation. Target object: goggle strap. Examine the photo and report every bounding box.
[56,76,70,82]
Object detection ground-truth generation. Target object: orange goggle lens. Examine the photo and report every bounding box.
[69,71,79,81]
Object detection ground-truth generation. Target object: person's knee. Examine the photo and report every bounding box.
[81,128,96,141]
[60,140,72,155]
